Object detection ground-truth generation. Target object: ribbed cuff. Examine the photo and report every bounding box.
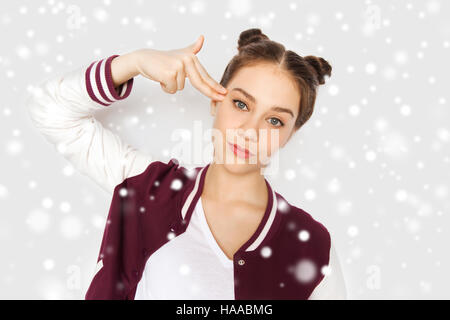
[85,55,134,106]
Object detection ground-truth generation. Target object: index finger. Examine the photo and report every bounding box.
[192,55,228,94]
[184,57,225,101]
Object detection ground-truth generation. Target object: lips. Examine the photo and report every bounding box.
[227,141,254,159]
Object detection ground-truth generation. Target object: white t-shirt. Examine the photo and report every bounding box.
[134,196,235,299]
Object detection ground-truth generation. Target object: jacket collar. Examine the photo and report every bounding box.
[180,162,278,253]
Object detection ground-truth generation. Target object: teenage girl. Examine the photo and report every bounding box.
[26,28,347,299]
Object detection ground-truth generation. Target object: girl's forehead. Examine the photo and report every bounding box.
[230,64,298,92]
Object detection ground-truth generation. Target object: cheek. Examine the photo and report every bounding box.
[257,128,285,156]
[211,105,232,146]
[214,102,238,130]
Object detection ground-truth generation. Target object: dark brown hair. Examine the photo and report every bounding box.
[219,28,332,131]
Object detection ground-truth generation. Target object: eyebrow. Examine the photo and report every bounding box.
[231,87,295,118]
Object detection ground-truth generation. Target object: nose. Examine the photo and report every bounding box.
[236,127,258,143]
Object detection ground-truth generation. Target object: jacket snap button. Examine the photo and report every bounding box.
[238,259,245,266]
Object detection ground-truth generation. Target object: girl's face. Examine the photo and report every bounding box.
[210,63,300,174]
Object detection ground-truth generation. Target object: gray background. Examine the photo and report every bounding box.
[1,0,449,299]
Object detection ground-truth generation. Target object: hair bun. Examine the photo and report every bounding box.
[304,56,332,85]
[237,28,269,52]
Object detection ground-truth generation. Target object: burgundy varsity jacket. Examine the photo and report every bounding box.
[85,158,332,300]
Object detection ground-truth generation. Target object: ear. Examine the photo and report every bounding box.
[210,100,217,116]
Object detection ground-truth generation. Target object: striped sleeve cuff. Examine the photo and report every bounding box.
[85,55,134,106]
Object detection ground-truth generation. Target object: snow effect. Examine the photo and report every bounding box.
[0,0,447,300]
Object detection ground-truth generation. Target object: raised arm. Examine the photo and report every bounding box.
[26,36,228,196]
[25,52,154,195]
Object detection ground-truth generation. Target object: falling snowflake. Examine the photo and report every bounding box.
[170,179,183,191]
[294,259,317,284]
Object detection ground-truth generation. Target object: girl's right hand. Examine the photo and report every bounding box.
[133,35,228,101]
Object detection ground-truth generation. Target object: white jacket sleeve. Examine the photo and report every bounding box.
[308,242,348,300]
[25,54,154,195]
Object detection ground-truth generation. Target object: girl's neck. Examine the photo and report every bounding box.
[202,161,268,207]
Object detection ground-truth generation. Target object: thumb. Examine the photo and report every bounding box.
[189,35,204,55]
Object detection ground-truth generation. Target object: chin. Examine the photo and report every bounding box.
[222,160,260,175]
